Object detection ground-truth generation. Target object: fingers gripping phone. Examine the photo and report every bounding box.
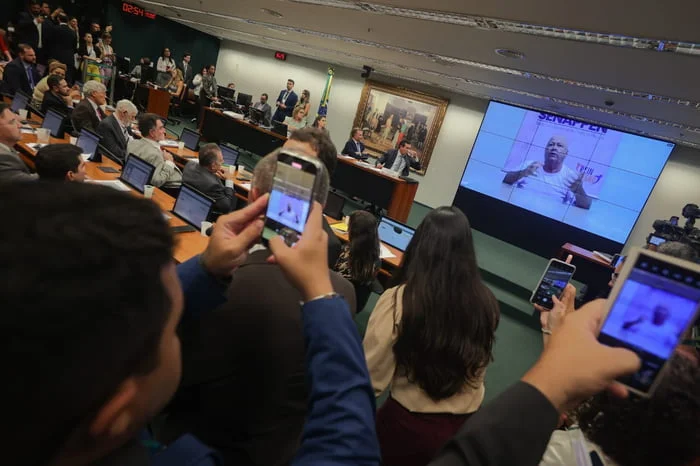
[530,259,577,309]
[597,248,700,397]
[262,150,325,247]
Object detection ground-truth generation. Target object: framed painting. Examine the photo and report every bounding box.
[352,80,449,175]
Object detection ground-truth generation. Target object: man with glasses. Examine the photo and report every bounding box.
[97,99,137,163]
[0,102,38,183]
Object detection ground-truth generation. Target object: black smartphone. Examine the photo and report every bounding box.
[530,259,577,309]
[611,253,626,268]
[261,150,325,247]
[670,216,679,226]
[598,248,700,397]
[98,166,120,174]
[170,225,197,234]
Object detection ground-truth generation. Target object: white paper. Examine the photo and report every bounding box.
[380,244,396,259]
[80,154,91,162]
[89,179,131,192]
[240,182,251,190]
[159,140,179,147]
[21,128,35,134]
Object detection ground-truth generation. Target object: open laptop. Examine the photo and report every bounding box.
[120,154,156,193]
[180,127,200,151]
[41,108,66,138]
[76,128,101,162]
[324,191,345,220]
[221,144,239,167]
[170,184,214,233]
[11,91,30,114]
[249,107,265,126]
[378,216,416,252]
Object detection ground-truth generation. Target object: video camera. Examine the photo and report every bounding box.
[649,203,700,252]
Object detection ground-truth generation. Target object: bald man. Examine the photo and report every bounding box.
[503,136,592,209]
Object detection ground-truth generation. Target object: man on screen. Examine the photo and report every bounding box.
[502,136,593,209]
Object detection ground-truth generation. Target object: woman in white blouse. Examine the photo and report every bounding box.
[156,47,176,72]
[363,206,500,466]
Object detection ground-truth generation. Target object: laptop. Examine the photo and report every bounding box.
[221,144,239,167]
[120,154,156,193]
[324,191,345,220]
[271,121,287,137]
[249,107,265,126]
[378,216,416,252]
[41,108,66,138]
[180,127,200,151]
[171,184,214,233]
[76,128,101,162]
[11,91,30,114]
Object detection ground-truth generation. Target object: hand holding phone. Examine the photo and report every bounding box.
[531,259,577,310]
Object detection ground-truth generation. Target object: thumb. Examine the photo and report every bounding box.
[268,234,290,263]
[551,294,562,305]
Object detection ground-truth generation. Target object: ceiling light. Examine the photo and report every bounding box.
[495,48,525,60]
[260,8,284,18]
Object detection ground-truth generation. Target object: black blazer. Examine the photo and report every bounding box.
[97,114,132,162]
[41,91,71,115]
[341,138,366,159]
[376,148,421,176]
[16,12,44,50]
[77,43,101,60]
[71,98,104,133]
[182,161,236,215]
[271,89,298,122]
[47,24,77,77]
[161,249,356,466]
[2,58,41,95]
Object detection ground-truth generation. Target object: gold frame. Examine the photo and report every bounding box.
[352,80,449,175]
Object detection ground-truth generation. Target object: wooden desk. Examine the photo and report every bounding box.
[559,242,614,269]
[199,107,286,157]
[131,83,171,119]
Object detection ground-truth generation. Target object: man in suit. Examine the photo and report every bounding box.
[0,102,38,183]
[271,78,298,124]
[97,99,137,163]
[161,150,357,466]
[252,93,272,126]
[179,52,193,86]
[16,2,49,63]
[199,64,219,107]
[46,13,77,84]
[71,80,106,133]
[41,75,73,114]
[182,143,236,215]
[34,143,87,181]
[341,127,368,160]
[127,113,182,188]
[376,139,421,176]
[3,44,41,95]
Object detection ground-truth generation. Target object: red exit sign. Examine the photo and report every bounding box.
[274,51,287,61]
[122,2,157,19]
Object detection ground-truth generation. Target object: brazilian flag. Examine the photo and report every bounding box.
[316,66,335,116]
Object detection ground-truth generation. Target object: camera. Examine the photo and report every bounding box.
[648,203,700,252]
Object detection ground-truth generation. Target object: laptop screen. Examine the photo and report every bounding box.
[121,155,155,193]
[42,109,64,138]
[180,128,200,151]
[76,129,100,159]
[11,92,29,113]
[378,217,416,252]
[172,184,213,227]
[324,191,345,220]
[221,145,239,166]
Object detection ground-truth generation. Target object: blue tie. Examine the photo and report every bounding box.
[26,67,34,89]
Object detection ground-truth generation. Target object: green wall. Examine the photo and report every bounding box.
[105,0,220,74]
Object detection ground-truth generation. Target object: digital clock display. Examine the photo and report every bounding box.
[274,51,287,61]
[122,2,157,19]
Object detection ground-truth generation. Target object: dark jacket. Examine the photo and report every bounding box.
[3,57,41,95]
[41,90,71,115]
[322,216,342,268]
[47,23,78,81]
[71,98,104,133]
[162,249,357,466]
[341,138,366,159]
[182,161,236,214]
[271,89,298,123]
[376,148,421,176]
[77,43,101,60]
[97,114,132,163]
[179,61,194,85]
[16,12,45,51]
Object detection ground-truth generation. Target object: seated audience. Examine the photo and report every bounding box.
[342,127,368,159]
[33,61,78,105]
[282,127,341,266]
[0,29,11,61]
[97,99,137,163]
[182,143,236,215]
[334,210,382,309]
[127,113,182,188]
[3,43,40,94]
[284,106,307,132]
[71,80,106,133]
[41,75,73,114]
[0,102,37,182]
[165,68,184,98]
[376,139,421,176]
[312,114,328,132]
[34,143,86,181]
[252,93,271,126]
[161,150,357,465]
[364,206,500,466]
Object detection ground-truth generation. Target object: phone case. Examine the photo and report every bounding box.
[530,258,577,308]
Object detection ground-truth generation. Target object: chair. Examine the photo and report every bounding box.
[354,278,384,312]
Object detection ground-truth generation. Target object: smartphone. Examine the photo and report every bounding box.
[670,216,679,226]
[261,150,325,246]
[530,259,577,309]
[648,234,667,246]
[611,254,626,268]
[598,248,700,397]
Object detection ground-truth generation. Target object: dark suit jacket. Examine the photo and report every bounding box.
[97,114,132,163]
[179,61,193,85]
[16,12,43,50]
[161,249,356,466]
[182,161,236,214]
[377,148,421,176]
[252,102,272,126]
[3,58,41,95]
[71,98,104,133]
[47,24,77,79]
[272,89,298,122]
[40,90,71,115]
[341,138,366,159]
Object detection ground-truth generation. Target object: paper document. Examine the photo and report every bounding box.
[380,244,396,259]
[89,179,131,192]
[80,154,91,162]
[159,140,179,147]
[240,182,251,191]
[331,222,349,233]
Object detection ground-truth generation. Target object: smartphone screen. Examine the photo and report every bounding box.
[262,155,318,245]
[598,252,700,395]
[649,235,667,246]
[670,216,679,226]
[531,260,576,309]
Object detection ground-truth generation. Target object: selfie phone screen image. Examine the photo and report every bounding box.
[262,153,320,245]
[530,259,576,309]
[598,250,700,396]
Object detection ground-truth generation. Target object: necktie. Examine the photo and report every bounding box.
[282,91,289,103]
[96,107,103,121]
[26,67,35,89]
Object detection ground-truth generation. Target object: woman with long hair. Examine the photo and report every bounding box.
[363,206,500,466]
[165,68,185,98]
[312,115,327,132]
[334,210,380,284]
[284,106,307,131]
[295,89,311,125]
[156,47,176,72]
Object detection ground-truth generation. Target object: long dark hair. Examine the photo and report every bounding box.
[348,210,379,283]
[392,206,499,400]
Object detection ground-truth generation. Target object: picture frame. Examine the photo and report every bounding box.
[352,80,449,175]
